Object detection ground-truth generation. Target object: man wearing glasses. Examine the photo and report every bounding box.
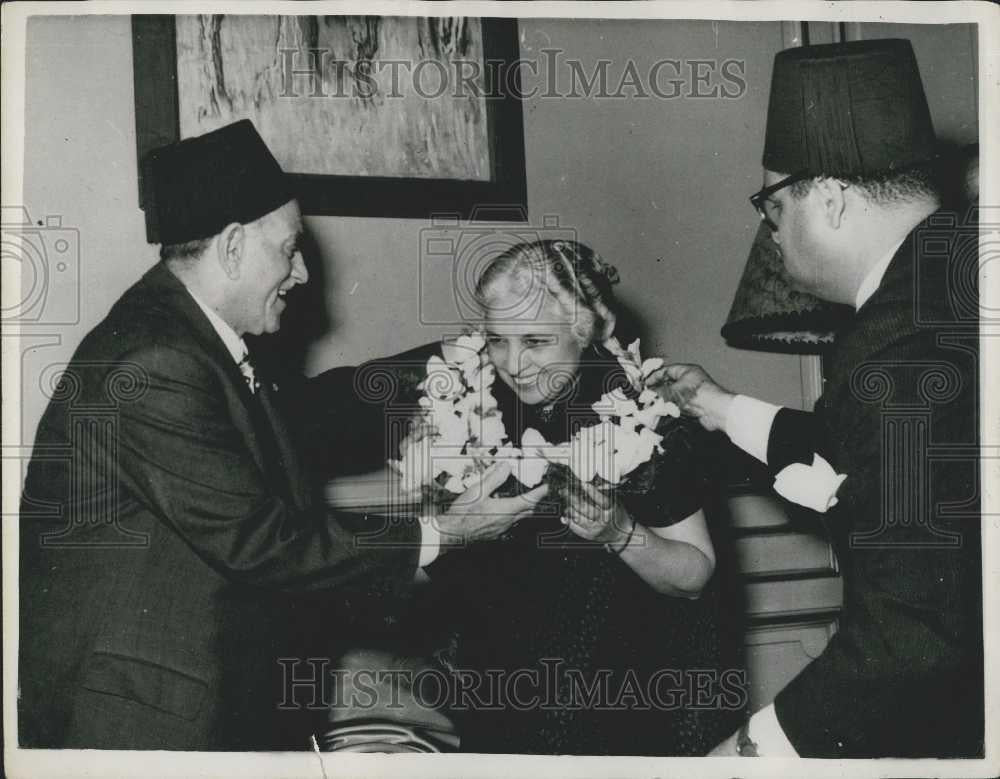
[660,39,982,758]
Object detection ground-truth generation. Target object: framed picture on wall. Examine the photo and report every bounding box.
[132,14,527,239]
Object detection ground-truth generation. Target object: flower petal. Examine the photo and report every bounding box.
[475,413,507,447]
[593,388,639,420]
[640,357,664,379]
[441,332,485,367]
[514,455,548,488]
[443,474,465,494]
[568,425,601,483]
[521,427,550,451]
[424,356,464,400]
[634,397,681,429]
[638,387,659,405]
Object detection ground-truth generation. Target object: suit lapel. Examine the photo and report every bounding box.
[255,380,310,510]
[139,264,272,477]
[140,264,312,508]
[823,224,919,414]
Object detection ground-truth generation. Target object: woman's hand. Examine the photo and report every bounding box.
[436,462,548,552]
[564,484,716,598]
[562,482,636,549]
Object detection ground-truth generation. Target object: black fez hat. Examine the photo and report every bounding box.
[763,39,936,177]
[142,119,295,245]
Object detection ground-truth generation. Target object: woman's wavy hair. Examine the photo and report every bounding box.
[474,239,623,348]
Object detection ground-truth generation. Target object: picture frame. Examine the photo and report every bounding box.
[131,15,527,240]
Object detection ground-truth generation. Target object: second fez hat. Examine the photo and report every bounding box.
[763,38,936,176]
[142,119,295,244]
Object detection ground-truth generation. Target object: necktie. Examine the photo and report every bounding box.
[236,350,303,506]
[238,353,260,394]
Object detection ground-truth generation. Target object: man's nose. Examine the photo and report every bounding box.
[290,252,309,285]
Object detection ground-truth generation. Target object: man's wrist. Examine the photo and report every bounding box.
[708,387,737,431]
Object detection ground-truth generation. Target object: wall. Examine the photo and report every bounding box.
[858,22,978,145]
[296,18,805,409]
[16,15,978,453]
[19,16,154,447]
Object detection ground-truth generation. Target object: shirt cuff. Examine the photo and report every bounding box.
[748,703,799,756]
[724,394,782,465]
[417,517,440,568]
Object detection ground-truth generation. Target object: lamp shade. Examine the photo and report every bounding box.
[721,221,852,353]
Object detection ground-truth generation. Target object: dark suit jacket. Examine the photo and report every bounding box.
[18,262,421,750]
[766,211,983,757]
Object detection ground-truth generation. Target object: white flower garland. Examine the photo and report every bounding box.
[390,333,681,497]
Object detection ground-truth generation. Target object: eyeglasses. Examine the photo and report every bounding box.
[749,171,811,232]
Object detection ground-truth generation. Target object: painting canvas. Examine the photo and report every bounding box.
[174,15,490,181]
[132,14,526,227]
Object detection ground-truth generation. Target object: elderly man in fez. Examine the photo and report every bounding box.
[19,120,544,751]
[661,40,982,757]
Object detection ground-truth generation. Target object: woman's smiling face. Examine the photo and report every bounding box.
[482,283,586,406]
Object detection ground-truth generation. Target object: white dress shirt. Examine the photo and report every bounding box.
[187,288,248,364]
[184,285,440,568]
[720,239,903,755]
[854,238,904,311]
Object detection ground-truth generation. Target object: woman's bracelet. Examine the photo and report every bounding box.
[604,517,636,555]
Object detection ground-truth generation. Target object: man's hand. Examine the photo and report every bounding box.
[646,363,736,432]
[434,463,548,552]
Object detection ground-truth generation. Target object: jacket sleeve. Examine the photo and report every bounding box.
[114,344,421,592]
[765,406,826,471]
[282,341,443,477]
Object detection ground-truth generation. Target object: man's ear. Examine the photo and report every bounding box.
[216,222,245,280]
[816,177,847,230]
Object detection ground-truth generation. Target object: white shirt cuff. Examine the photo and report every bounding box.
[748,703,799,756]
[724,394,782,465]
[417,517,440,568]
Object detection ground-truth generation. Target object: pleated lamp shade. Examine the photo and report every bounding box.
[721,221,852,353]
